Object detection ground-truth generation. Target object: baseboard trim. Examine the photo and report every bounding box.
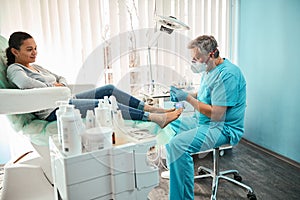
[241,138,300,169]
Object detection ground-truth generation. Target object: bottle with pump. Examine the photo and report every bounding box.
[109,96,124,128]
[95,97,112,127]
[61,105,84,156]
[55,101,69,144]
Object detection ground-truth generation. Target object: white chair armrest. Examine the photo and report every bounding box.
[0,87,71,114]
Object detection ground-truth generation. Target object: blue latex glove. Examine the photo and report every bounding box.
[170,86,188,102]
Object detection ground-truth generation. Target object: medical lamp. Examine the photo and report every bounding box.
[147,15,190,93]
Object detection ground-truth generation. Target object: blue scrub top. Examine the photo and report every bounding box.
[196,58,246,145]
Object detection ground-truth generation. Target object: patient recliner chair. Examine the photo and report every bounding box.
[0,35,71,200]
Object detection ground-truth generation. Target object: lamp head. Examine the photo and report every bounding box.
[160,16,177,34]
[156,15,190,34]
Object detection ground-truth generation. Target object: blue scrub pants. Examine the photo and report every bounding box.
[46,84,147,121]
[166,114,230,200]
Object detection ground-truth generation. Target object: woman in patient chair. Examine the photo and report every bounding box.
[6,31,182,128]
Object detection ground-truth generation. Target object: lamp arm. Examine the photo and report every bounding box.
[148,31,162,48]
[147,31,162,91]
[148,46,154,84]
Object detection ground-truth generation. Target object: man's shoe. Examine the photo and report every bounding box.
[160,171,170,179]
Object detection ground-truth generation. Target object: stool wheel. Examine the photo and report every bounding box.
[247,192,257,200]
[198,169,208,175]
[219,149,225,156]
[233,172,242,182]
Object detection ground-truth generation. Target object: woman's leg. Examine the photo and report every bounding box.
[74,84,143,109]
[69,99,99,118]
[46,98,144,120]
[45,97,182,128]
[143,104,175,113]
[68,98,160,122]
[117,103,146,120]
[45,99,99,121]
[114,104,183,128]
[74,84,173,113]
[45,108,58,121]
[148,108,183,128]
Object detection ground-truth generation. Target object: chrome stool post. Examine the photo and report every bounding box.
[194,146,257,200]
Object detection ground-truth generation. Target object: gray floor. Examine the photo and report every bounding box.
[149,139,300,200]
[1,139,300,200]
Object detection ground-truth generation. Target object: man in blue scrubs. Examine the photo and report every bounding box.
[167,35,247,200]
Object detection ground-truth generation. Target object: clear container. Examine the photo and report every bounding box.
[83,127,113,152]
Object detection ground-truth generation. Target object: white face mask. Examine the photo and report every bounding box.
[191,61,207,73]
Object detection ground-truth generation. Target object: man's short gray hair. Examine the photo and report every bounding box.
[188,35,218,55]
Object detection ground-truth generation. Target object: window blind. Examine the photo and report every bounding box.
[0,0,235,93]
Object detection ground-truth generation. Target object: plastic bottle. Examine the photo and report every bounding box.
[85,110,95,129]
[109,96,124,128]
[95,98,112,127]
[61,105,83,156]
[109,96,118,144]
[104,96,110,107]
[104,96,113,127]
[109,96,126,144]
[55,101,69,144]
[94,99,104,127]
[109,96,118,112]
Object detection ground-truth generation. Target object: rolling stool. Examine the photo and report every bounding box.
[194,146,257,200]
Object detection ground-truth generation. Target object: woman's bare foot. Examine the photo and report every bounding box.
[144,104,176,113]
[149,108,183,128]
